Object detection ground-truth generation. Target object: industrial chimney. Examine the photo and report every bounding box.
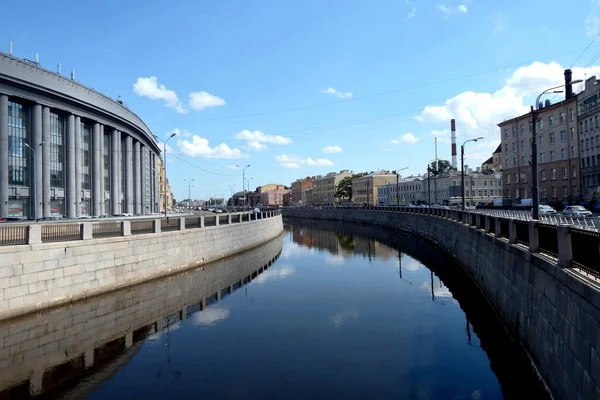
[451,119,457,170]
[565,69,573,100]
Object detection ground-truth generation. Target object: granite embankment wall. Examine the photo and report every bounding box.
[0,213,283,320]
[0,234,283,398]
[283,209,600,400]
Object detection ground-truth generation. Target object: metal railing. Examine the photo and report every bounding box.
[0,210,282,246]
[571,228,600,277]
[538,225,558,257]
[131,220,154,235]
[93,221,122,238]
[0,225,28,246]
[41,223,81,242]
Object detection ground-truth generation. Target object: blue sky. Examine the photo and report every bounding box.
[3,0,600,200]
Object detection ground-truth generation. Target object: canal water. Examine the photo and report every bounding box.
[0,221,549,399]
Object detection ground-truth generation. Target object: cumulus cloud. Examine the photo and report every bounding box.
[321,87,353,99]
[247,141,268,151]
[436,4,467,18]
[391,133,420,145]
[407,7,417,18]
[431,129,451,144]
[235,130,292,145]
[177,135,249,159]
[188,91,225,110]
[322,145,343,154]
[275,154,334,168]
[133,76,225,113]
[457,4,467,13]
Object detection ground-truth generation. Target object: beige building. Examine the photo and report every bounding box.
[311,170,352,205]
[352,171,397,205]
[290,177,313,206]
[258,184,286,193]
[260,189,290,207]
[577,75,600,199]
[157,157,173,212]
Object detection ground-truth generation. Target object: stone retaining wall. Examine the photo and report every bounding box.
[283,209,600,400]
[0,213,283,320]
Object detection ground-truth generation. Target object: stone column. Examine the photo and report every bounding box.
[92,123,102,216]
[74,116,82,217]
[32,104,43,219]
[154,153,160,213]
[98,124,105,215]
[66,114,76,218]
[140,144,146,214]
[134,141,142,214]
[42,107,51,218]
[0,95,8,218]
[557,225,572,268]
[111,129,120,215]
[125,135,133,213]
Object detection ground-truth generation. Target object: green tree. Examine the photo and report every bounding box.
[335,176,353,201]
[429,159,452,175]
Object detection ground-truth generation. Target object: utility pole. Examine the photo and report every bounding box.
[236,164,250,209]
[162,132,177,218]
[461,138,483,210]
[184,179,194,214]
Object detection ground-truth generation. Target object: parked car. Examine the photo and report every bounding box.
[562,205,593,217]
[538,205,557,215]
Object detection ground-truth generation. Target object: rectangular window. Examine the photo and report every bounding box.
[586,120,589,131]
[586,138,590,150]
[540,135,544,147]
[541,170,546,181]
[540,118,544,130]
[573,167,577,178]
[560,112,565,124]
[564,187,568,198]
[549,115,554,126]
[513,158,517,167]
[540,152,546,163]
[552,168,556,180]
[520,124,524,134]
[570,127,575,140]
[512,127,516,137]
[549,133,555,144]
[571,146,577,157]
[7,101,29,187]
[521,173,527,183]
[521,140,525,151]
[522,156,526,166]
[81,122,91,190]
[504,144,508,153]
[592,137,596,148]
[580,121,584,134]
[512,142,516,152]
[560,130,566,142]
[505,159,509,168]
[504,128,509,138]
[550,150,556,161]
[507,175,511,184]
[561,148,566,160]
[570,108,574,121]
[562,167,567,178]
[49,112,65,188]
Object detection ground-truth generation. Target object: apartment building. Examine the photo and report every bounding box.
[311,170,352,205]
[577,75,600,200]
[352,171,397,205]
[499,69,578,203]
[261,188,290,207]
[290,177,313,206]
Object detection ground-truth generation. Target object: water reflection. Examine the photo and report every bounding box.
[0,235,283,399]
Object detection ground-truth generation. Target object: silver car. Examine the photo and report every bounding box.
[562,205,593,217]
[538,205,557,215]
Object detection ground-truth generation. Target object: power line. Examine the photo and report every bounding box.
[145,45,600,126]
[168,152,239,177]
[572,32,600,67]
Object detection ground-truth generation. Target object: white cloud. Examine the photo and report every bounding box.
[188,91,226,110]
[322,145,343,154]
[391,133,420,145]
[416,60,600,166]
[432,129,451,144]
[133,76,186,113]
[586,0,600,37]
[192,307,230,326]
[276,154,333,168]
[247,141,268,151]
[157,142,175,154]
[435,4,467,18]
[226,164,239,170]
[407,7,417,18]
[177,135,249,159]
[133,76,225,113]
[321,87,353,99]
[235,130,292,145]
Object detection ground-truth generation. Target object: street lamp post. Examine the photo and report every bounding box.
[184,179,194,214]
[24,142,43,221]
[461,138,484,210]
[162,132,177,218]
[395,167,409,206]
[236,164,250,209]
[228,184,235,207]
[531,81,582,219]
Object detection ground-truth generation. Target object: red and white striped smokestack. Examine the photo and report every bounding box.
[451,119,457,169]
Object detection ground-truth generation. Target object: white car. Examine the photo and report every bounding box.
[538,205,557,215]
[562,205,593,217]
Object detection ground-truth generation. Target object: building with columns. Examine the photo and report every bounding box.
[0,52,162,218]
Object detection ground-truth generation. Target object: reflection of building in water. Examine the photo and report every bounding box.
[288,225,398,260]
[0,236,283,399]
